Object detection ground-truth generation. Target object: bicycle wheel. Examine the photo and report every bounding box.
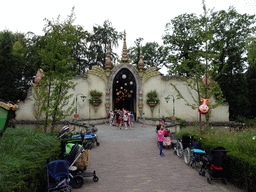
[184,148,191,165]
[176,140,183,158]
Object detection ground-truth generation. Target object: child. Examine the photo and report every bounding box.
[161,115,165,125]
[123,113,128,130]
[158,125,166,157]
[141,113,146,127]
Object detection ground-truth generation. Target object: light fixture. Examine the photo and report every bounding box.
[122,74,127,79]
[116,81,119,83]
[130,90,133,93]
[128,94,132,98]
[124,83,127,86]
[120,87,123,89]
[116,89,118,91]
[165,95,170,103]
[130,81,133,85]
[116,92,119,95]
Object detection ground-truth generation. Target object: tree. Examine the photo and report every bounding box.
[128,39,169,69]
[246,37,256,118]
[164,1,225,125]
[163,13,202,76]
[38,8,78,132]
[128,37,144,66]
[210,7,256,120]
[87,20,123,69]
[0,31,24,102]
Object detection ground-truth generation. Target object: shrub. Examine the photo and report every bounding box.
[0,127,61,192]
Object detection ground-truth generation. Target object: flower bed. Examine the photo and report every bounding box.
[176,126,256,192]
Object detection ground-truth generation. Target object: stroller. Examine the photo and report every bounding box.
[56,125,75,139]
[199,146,229,184]
[61,133,99,189]
[46,157,71,192]
[71,133,100,150]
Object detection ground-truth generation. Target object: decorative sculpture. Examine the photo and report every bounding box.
[198,98,210,115]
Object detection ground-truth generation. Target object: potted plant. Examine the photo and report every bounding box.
[90,90,102,98]
[146,90,160,107]
[89,97,102,106]
[147,90,157,98]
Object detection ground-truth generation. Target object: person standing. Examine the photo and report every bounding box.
[129,112,134,128]
[141,113,146,127]
[123,113,129,130]
[158,125,166,157]
[161,115,165,125]
[116,110,120,127]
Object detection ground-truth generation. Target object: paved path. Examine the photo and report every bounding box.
[73,123,244,192]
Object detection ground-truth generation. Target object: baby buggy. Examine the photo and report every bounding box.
[46,157,71,192]
[61,134,99,189]
[56,125,75,139]
[199,146,229,184]
[71,133,100,149]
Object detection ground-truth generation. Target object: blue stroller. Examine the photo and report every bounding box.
[71,133,100,149]
[46,159,71,192]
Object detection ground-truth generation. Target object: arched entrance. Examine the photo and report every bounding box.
[113,68,136,112]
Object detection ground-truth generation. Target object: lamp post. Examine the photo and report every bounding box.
[164,95,175,117]
[75,93,87,117]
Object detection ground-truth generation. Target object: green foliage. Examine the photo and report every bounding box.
[128,39,169,69]
[0,31,24,102]
[146,90,160,103]
[88,20,123,69]
[147,90,158,97]
[89,97,102,103]
[0,127,61,192]
[90,90,102,96]
[38,8,78,131]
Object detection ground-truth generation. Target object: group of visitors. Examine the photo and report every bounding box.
[108,108,135,130]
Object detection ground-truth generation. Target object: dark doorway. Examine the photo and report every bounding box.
[113,68,136,113]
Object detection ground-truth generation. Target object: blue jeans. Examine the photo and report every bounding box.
[158,141,163,155]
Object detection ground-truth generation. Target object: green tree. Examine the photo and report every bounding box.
[164,1,225,125]
[128,37,144,66]
[38,8,78,132]
[0,31,24,102]
[210,7,255,120]
[87,20,123,69]
[246,37,256,118]
[163,13,202,76]
[128,40,169,69]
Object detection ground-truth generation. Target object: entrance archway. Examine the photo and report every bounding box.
[113,68,136,112]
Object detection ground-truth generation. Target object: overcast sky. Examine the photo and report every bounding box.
[1,0,256,74]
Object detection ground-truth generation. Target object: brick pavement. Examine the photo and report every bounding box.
[73,123,244,192]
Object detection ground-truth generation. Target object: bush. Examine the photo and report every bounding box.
[0,127,61,192]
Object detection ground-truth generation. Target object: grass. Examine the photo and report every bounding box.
[0,127,61,192]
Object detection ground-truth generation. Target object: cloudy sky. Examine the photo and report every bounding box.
[1,0,255,73]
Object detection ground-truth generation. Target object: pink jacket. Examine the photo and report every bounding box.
[158,130,165,142]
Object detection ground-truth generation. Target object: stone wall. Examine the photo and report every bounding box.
[16,67,229,123]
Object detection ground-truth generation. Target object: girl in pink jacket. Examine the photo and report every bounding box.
[158,125,166,157]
